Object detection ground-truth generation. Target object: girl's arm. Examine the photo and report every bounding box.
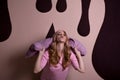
[74,48,85,73]
[34,49,45,73]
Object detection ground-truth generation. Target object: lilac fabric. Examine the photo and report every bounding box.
[40,51,79,80]
[25,38,86,58]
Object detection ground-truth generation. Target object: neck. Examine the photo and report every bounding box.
[57,43,64,53]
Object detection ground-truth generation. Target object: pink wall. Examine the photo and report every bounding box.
[0,0,105,80]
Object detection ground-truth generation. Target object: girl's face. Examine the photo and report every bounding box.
[56,30,67,43]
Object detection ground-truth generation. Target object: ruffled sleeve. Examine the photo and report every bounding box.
[70,51,79,70]
[40,51,49,69]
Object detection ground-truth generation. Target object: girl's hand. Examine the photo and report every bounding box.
[39,48,45,55]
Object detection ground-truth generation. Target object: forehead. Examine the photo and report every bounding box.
[56,30,65,34]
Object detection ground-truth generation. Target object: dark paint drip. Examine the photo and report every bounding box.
[0,0,12,42]
[77,0,91,36]
[56,0,67,12]
[36,0,52,13]
[92,0,120,79]
[46,24,55,38]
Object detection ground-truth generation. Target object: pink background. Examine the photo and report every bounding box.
[0,0,105,80]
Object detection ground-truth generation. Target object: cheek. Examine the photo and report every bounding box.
[56,37,61,41]
[62,37,67,42]
[64,37,67,41]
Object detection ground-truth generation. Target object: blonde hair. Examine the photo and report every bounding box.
[48,30,71,70]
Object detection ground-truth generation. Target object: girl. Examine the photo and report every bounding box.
[34,30,85,80]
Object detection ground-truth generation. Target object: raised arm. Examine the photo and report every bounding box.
[74,48,85,73]
[34,48,48,73]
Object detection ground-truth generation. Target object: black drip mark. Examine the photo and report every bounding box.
[56,0,67,12]
[0,0,12,42]
[77,0,91,36]
[92,0,120,79]
[36,0,52,13]
[46,24,55,38]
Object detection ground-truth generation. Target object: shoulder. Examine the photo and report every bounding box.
[70,51,76,59]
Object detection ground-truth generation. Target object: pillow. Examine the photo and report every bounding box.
[25,38,86,58]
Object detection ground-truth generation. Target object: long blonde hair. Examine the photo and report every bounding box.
[48,30,71,70]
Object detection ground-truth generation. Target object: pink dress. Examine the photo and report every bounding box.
[40,51,79,80]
